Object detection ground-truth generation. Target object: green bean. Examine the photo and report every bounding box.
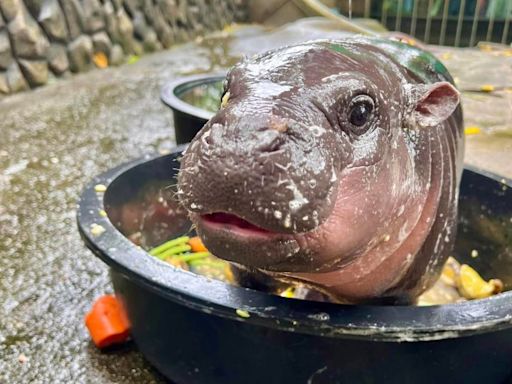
[174,252,210,263]
[149,236,190,256]
[156,244,192,260]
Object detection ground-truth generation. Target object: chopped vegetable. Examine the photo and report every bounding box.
[480,84,495,92]
[90,223,105,236]
[458,264,503,300]
[174,252,209,263]
[148,235,236,283]
[149,236,189,256]
[439,52,452,61]
[93,52,109,69]
[127,55,140,64]
[279,287,295,298]
[189,236,208,253]
[94,184,107,193]
[156,244,192,260]
[166,258,189,270]
[85,295,130,348]
[236,309,250,318]
[464,126,481,135]
[440,256,460,287]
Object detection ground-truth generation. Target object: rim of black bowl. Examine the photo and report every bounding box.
[160,73,227,122]
[77,147,512,342]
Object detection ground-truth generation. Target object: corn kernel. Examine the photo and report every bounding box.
[480,84,495,92]
[464,126,481,135]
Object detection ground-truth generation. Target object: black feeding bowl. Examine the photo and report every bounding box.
[161,74,225,144]
[77,147,512,384]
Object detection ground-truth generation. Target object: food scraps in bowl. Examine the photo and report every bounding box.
[147,236,503,306]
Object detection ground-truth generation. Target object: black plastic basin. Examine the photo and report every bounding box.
[77,147,512,384]
[161,74,225,144]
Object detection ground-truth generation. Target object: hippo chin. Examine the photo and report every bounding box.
[178,37,464,304]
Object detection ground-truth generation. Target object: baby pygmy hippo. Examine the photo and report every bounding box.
[178,37,463,304]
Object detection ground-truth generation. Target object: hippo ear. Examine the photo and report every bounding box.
[408,82,460,128]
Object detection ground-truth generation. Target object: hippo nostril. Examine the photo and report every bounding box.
[255,129,285,153]
[269,118,289,133]
[202,123,223,147]
[203,132,212,146]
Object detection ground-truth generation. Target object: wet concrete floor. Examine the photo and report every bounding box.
[0,19,510,383]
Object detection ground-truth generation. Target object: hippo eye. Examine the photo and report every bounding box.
[348,96,374,132]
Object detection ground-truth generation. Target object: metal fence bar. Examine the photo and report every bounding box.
[501,0,512,44]
[486,0,496,42]
[395,0,403,32]
[364,0,371,19]
[439,0,450,45]
[381,0,387,26]
[469,0,481,47]
[363,0,511,47]
[424,0,434,43]
[410,0,419,37]
[454,0,466,47]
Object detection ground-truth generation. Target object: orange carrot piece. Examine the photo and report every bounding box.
[189,236,208,253]
[85,295,130,348]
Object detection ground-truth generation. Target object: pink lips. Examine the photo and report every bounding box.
[200,212,278,238]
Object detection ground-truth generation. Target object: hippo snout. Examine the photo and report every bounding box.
[178,114,339,235]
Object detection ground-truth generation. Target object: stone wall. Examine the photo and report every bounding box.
[0,0,247,95]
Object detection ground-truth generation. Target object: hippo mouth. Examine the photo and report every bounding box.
[200,213,284,238]
[193,211,311,270]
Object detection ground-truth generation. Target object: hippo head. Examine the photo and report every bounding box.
[178,40,461,301]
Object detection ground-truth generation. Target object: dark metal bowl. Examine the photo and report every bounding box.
[77,147,512,384]
[161,74,225,144]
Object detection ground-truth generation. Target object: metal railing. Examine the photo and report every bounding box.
[338,0,512,47]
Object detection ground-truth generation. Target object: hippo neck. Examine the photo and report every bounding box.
[268,115,463,302]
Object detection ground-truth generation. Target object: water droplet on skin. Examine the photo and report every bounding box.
[283,214,291,228]
[274,211,282,219]
[302,215,309,221]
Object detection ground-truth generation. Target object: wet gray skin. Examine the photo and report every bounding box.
[178,37,464,303]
